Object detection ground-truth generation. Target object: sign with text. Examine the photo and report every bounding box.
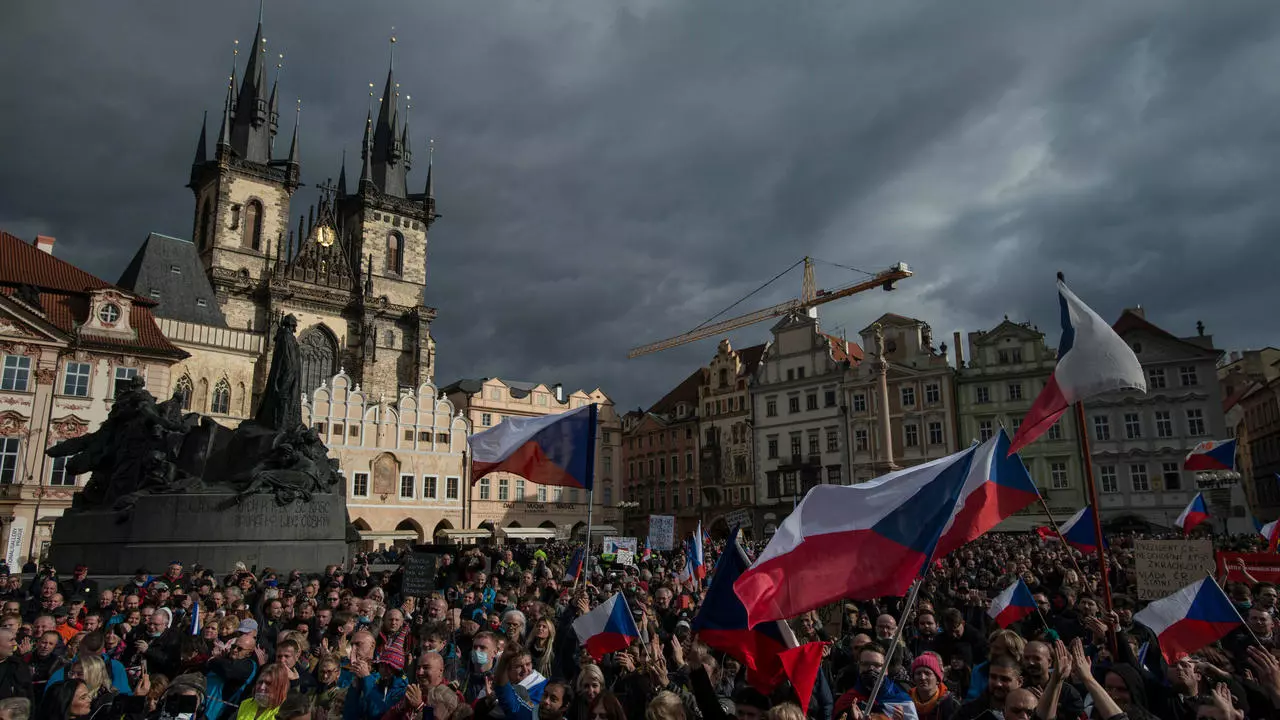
[724,508,753,529]
[1216,552,1280,585]
[1135,539,1215,599]
[401,552,440,597]
[648,515,675,551]
[602,536,638,556]
[616,549,636,567]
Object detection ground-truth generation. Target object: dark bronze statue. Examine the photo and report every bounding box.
[255,313,302,431]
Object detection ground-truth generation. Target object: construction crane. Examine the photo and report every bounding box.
[628,258,913,358]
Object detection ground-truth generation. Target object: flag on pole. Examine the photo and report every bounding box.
[190,601,201,635]
[1008,277,1146,455]
[987,579,1037,628]
[1260,520,1280,552]
[1059,506,1107,553]
[934,429,1041,558]
[734,444,978,626]
[572,592,640,660]
[564,547,585,583]
[1133,578,1242,663]
[469,404,597,489]
[691,522,706,581]
[1184,439,1237,472]
[1175,493,1210,534]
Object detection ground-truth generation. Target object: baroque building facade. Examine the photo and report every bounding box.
[845,313,957,482]
[1219,348,1280,520]
[0,233,186,566]
[956,319,1084,526]
[696,340,765,537]
[620,370,702,540]
[444,378,621,543]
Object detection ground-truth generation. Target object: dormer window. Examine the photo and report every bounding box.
[98,304,121,325]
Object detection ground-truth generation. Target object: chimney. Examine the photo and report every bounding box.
[953,331,964,368]
[1124,306,1145,319]
[34,235,55,255]
[552,383,564,403]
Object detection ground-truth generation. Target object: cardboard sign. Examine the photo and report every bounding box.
[648,515,675,551]
[401,552,440,597]
[602,536,638,555]
[616,549,636,567]
[1216,552,1280,585]
[725,508,752,529]
[1134,539,1215,599]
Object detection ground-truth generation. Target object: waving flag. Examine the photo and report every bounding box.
[572,592,640,660]
[988,579,1037,628]
[836,678,919,720]
[563,547,585,583]
[469,404,597,489]
[1260,520,1280,552]
[1184,439,1236,472]
[691,522,706,582]
[1008,277,1146,455]
[1133,578,1242,663]
[1059,506,1107,554]
[189,601,201,635]
[935,429,1040,558]
[1175,493,1211,534]
[734,445,978,626]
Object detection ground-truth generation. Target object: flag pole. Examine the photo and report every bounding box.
[997,420,1088,582]
[863,575,926,716]
[581,403,600,581]
[1074,399,1117,656]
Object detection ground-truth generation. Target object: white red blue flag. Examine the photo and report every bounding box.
[571,592,640,660]
[987,578,1037,628]
[1133,577,1242,663]
[469,404,597,489]
[934,429,1040,558]
[1175,493,1210,534]
[1260,519,1279,552]
[1009,277,1146,455]
[563,547,584,583]
[691,522,706,581]
[734,444,978,625]
[1184,439,1236,472]
[1059,506,1106,554]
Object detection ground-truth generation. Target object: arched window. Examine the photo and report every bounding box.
[173,375,193,410]
[242,200,263,250]
[299,326,338,396]
[211,379,231,415]
[197,200,213,250]
[386,231,403,274]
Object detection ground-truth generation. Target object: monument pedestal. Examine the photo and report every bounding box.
[48,492,351,574]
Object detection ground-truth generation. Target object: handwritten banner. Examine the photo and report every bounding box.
[1135,539,1215,599]
[648,515,675,552]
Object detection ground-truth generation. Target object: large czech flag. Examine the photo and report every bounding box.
[469,404,597,489]
[1008,277,1146,455]
[734,444,978,626]
[934,429,1041,558]
[1184,439,1236,472]
[1133,578,1242,663]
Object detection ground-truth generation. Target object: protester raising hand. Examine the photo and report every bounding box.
[1246,645,1280,706]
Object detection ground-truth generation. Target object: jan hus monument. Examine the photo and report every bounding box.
[45,313,353,573]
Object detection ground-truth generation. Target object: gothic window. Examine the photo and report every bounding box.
[198,200,213,250]
[174,375,193,411]
[386,232,403,274]
[211,379,231,415]
[299,326,338,396]
[242,200,263,250]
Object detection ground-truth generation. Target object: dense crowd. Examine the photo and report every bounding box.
[0,530,1275,720]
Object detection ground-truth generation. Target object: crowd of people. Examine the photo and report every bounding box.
[0,529,1274,720]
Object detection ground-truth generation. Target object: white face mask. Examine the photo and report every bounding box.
[254,691,272,707]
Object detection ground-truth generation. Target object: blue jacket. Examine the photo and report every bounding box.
[45,653,132,696]
[496,682,537,720]
[343,673,408,720]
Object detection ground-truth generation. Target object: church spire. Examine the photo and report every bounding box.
[337,149,348,197]
[230,6,274,163]
[192,111,208,166]
[287,99,300,168]
[369,30,408,197]
[359,111,374,191]
[424,138,435,218]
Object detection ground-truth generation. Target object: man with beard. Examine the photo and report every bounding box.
[537,681,571,720]
[1020,641,1083,720]
[832,644,915,720]
[953,656,1023,720]
[125,607,180,678]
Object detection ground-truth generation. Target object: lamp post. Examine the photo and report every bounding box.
[1193,470,1241,535]
[615,501,640,536]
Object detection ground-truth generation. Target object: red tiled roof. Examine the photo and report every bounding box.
[648,368,703,416]
[0,232,184,358]
[822,333,865,364]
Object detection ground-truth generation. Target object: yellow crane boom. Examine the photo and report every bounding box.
[628,260,912,358]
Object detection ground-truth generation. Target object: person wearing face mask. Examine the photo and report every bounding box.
[463,632,500,703]
[235,663,290,720]
[125,607,180,679]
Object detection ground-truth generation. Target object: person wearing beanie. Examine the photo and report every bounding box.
[909,653,960,720]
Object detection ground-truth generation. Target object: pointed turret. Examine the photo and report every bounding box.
[287,101,300,168]
[216,80,234,155]
[424,146,435,220]
[369,37,408,198]
[401,122,412,171]
[192,112,208,166]
[359,111,374,191]
[337,149,348,197]
[230,10,274,164]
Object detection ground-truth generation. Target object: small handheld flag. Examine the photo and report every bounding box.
[1059,506,1107,554]
[987,579,1037,628]
[1175,493,1210,535]
[571,592,640,660]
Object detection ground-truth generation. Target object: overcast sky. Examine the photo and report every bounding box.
[2,1,1277,411]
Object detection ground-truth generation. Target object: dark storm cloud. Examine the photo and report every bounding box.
[1,0,1276,410]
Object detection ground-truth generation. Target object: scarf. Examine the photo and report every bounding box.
[909,682,949,716]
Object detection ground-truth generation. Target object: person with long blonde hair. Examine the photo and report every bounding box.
[236,663,290,720]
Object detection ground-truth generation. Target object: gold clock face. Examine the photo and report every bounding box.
[315,224,336,248]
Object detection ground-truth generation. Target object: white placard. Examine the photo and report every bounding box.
[648,515,675,551]
[5,518,27,572]
[616,549,635,567]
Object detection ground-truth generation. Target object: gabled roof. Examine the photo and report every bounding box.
[822,333,864,364]
[736,343,768,375]
[117,233,227,327]
[0,232,185,358]
[859,312,923,336]
[648,368,702,416]
[1112,309,1221,358]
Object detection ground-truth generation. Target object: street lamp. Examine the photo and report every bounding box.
[615,501,640,534]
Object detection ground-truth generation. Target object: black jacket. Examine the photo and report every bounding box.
[0,657,32,700]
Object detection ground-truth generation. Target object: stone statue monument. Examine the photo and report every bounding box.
[45,314,351,573]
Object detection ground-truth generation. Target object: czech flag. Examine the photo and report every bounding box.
[1184,439,1236,472]
[1008,277,1146,455]
[1259,520,1279,552]
[734,444,978,626]
[1175,493,1211,534]
[1133,577,1242,663]
[469,404,597,489]
[934,429,1041,558]
[189,601,200,635]
[571,592,640,660]
[1059,505,1107,554]
[691,522,706,581]
[693,529,805,693]
[987,579,1037,628]
[563,547,585,583]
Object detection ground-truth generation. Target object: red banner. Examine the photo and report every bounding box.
[1215,552,1280,584]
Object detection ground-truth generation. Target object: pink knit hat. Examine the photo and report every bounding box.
[911,653,943,680]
